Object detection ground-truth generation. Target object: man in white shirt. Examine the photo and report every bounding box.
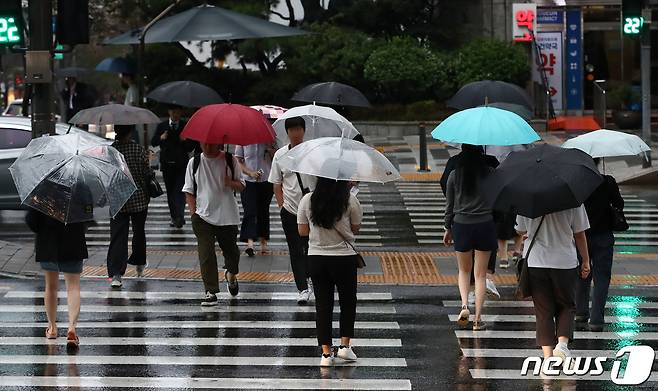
[183,143,246,306]
[268,117,317,304]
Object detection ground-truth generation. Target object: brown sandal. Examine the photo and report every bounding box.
[66,330,79,348]
[45,327,57,339]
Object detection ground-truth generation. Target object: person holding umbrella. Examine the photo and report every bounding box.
[60,76,94,122]
[151,105,191,229]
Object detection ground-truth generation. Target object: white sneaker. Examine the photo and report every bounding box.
[553,343,571,362]
[336,346,357,361]
[486,278,501,300]
[297,289,311,305]
[136,264,146,277]
[467,291,475,306]
[110,276,122,288]
[320,353,334,367]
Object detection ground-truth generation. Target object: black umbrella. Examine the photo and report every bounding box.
[146,81,223,108]
[103,4,307,45]
[56,67,88,79]
[477,102,532,121]
[485,144,602,218]
[291,82,371,108]
[448,80,533,111]
[95,57,136,74]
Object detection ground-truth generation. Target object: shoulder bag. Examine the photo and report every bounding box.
[334,228,366,269]
[515,215,545,299]
[147,173,164,198]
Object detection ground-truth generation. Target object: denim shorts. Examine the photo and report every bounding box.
[40,260,83,274]
[452,220,497,252]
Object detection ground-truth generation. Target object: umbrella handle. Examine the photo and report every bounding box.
[66,124,73,134]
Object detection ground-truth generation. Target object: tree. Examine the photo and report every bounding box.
[452,39,530,88]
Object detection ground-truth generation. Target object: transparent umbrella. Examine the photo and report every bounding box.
[277,137,400,183]
[272,105,360,146]
[9,133,136,224]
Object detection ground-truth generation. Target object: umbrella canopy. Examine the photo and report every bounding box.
[278,137,400,183]
[478,102,532,121]
[250,105,287,120]
[448,80,533,110]
[146,81,223,108]
[95,57,136,74]
[561,129,651,158]
[56,67,89,79]
[103,4,307,45]
[291,82,371,108]
[431,107,540,146]
[69,104,161,126]
[9,133,136,224]
[485,144,602,218]
[272,104,360,146]
[181,104,276,146]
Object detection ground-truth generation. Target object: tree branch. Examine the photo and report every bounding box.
[285,0,297,26]
[175,42,206,69]
[270,10,291,21]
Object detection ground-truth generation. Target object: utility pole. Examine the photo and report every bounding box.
[641,6,652,167]
[27,0,55,138]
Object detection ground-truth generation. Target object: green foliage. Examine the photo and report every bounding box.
[364,37,447,103]
[606,82,641,110]
[452,39,530,88]
[349,100,454,121]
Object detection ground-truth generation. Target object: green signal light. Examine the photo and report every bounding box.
[0,15,21,44]
[623,16,644,35]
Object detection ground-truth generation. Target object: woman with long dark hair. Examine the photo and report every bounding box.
[297,177,363,367]
[443,144,497,331]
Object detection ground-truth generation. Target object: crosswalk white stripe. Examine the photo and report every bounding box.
[461,348,658,359]
[448,314,658,323]
[84,233,384,240]
[87,226,381,232]
[0,355,407,367]
[0,304,395,314]
[0,320,400,329]
[0,337,402,347]
[0,376,413,390]
[469,369,658,382]
[86,241,385,247]
[4,291,393,300]
[454,330,658,340]
[615,241,658,245]
[443,300,658,308]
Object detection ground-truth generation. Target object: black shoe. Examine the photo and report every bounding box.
[589,323,604,332]
[225,271,239,297]
[575,315,589,323]
[169,221,176,227]
[245,247,255,257]
[201,291,218,306]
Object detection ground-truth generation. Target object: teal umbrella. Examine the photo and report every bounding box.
[431,107,540,146]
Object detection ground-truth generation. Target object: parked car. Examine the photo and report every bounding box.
[0,116,85,210]
[2,99,63,122]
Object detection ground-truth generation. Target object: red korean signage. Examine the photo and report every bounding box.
[513,3,537,43]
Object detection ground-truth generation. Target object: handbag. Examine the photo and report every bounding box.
[334,229,366,269]
[515,215,545,299]
[610,206,629,232]
[147,174,164,198]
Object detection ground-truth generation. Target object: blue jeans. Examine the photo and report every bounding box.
[576,231,615,325]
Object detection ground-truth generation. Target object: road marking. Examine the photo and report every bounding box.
[469,369,658,382]
[448,314,658,324]
[0,304,396,314]
[443,300,658,308]
[4,291,393,300]
[461,348,658,359]
[454,330,658,340]
[0,376,413,390]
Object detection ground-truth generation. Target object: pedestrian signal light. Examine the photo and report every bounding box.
[622,0,644,35]
[0,0,23,46]
[623,17,644,35]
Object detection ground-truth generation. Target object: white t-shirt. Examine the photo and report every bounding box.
[516,205,590,269]
[297,193,363,256]
[234,144,272,183]
[182,153,245,226]
[268,145,316,215]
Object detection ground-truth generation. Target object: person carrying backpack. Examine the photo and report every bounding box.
[182,142,245,306]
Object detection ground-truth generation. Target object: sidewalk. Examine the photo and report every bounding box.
[2,240,658,286]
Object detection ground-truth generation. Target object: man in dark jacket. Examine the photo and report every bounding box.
[151,105,192,228]
[60,77,94,122]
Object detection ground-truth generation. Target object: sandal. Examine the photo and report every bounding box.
[457,305,470,327]
[45,327,57,339]
[245,248,255,257]
[66,330,79,348]
[473,320,487,331]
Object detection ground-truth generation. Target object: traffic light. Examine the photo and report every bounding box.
[622,0,645,35]
[56,0,89,45]
[0,0,24,46]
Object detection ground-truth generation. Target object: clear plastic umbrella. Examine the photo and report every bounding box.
[9,133,137,224]
[277,137,400,183]
[272,104,360,146]
[68,104,161,126]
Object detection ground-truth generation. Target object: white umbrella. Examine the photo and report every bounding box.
[69,104,161,126]
[561,129,650,158]
[272,104,360,146]
[278,137,400,183]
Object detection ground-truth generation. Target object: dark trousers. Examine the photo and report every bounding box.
[309,255,358,346]
[576,231,615,325]
[191,214,240,294]
[162,163,187,224]
[240,181,274,242]
[107,210,148,277]
[280,208,309,291]
[529,267,578,346]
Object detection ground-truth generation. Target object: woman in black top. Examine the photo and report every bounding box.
[575,158,624,331]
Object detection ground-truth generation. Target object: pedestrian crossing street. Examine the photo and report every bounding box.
[444,295,658,383]
[398,181,658,248]
[85,181,384,248]
[0,285,412,390]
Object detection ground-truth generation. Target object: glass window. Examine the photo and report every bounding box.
[0,128,31,149]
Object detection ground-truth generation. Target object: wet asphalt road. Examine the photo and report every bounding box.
[0,277,657,390]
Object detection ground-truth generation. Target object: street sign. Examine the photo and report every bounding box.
[533,32,564,111]
[0,0,23,46]
[566,10,583,111]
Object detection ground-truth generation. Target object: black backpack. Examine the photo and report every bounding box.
[192,152,235,196]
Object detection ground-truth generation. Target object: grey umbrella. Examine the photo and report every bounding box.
[69,104,161,126]
[103,4,307,45]
[95,57,136,74]
[146,81,223,108]
[447,80,533,111]
[291,82,371,108]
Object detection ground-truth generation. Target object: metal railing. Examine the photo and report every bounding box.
[593,80,607,128]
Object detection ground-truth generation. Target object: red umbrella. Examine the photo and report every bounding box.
[181,103,276,145]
